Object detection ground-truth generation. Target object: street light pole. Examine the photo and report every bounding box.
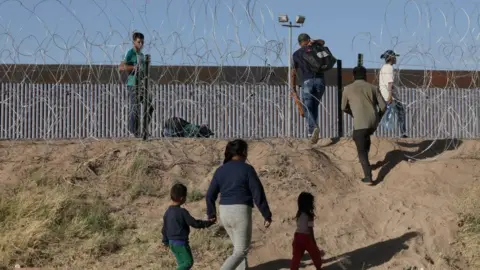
[287,21,293,88]
[281,21,300,87]
[279,15,303,137]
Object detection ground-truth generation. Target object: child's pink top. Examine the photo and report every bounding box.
[296,213,314,234]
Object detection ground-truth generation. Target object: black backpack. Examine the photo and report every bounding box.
[302,44,337,73]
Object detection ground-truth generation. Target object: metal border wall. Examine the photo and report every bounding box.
[0,84,479,139]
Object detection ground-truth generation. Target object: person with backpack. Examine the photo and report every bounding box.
[291,33,335,143]
[378,50,408,138]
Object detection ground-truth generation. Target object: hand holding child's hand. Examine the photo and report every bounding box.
[264,219,272,228]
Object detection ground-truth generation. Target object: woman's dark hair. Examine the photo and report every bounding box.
[132,32,144,41]
[223,139,248,164]
[170,183,187,202]
[296,192,315,219]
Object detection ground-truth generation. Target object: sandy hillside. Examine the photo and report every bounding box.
[0,137,479,270]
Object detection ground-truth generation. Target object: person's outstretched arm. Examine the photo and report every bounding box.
[247,165,272,221]
[206,172,220,219]
[290,55,299,91]
[182,208,214,229]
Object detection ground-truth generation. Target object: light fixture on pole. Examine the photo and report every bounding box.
[278,14,305,136]
[295,15,305,24]
[278,15,305,87]
[278,14,289,23]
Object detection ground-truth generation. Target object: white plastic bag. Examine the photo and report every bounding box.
[380,104,398,130]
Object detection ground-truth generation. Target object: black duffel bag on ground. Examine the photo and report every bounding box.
[162,117,214,138]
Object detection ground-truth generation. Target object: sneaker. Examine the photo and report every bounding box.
[361,177,373,184]
[310,128,319,144]
[401,134,408,138]
[129,132,142,138]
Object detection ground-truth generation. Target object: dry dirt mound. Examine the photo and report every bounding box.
[0,138,479,270]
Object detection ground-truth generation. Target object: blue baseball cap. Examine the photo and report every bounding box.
[380,50,399,59]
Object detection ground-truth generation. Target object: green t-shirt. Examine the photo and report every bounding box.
[124,48,145,86]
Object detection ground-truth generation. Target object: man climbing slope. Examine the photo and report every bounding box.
[342,65,387,184]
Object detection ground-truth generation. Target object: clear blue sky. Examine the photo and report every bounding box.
[0,0,478,70]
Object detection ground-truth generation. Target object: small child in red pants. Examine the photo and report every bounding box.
[290,192,325,270]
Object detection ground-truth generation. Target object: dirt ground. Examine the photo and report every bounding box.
[0,137,479,270]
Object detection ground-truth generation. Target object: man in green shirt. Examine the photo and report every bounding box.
[120,32,153,137]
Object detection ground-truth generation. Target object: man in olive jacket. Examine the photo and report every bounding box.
[341,66,387,184]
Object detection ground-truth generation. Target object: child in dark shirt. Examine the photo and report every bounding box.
[290,192,325,270]
[162,183,216,270]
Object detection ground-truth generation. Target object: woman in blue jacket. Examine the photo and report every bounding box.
[206,139,272,270]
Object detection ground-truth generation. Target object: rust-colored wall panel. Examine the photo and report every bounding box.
[0,64,478,88]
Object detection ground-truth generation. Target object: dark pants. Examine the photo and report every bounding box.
[127,86,154,136]
[393,100,407,135]
[352,128,375,180]
[170,243,194,270]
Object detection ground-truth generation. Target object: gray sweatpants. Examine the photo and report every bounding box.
[219,204,253,270]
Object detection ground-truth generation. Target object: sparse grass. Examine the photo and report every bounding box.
[456,185,480,268]
[257,154,291,179]
[187,188,205,202]
[0,181,132,269]
[125,154,164,201]
[25,166,49,186]
[128,178,165,201]
[189,224,233,266]
[128,155,148,177]
[0,143,249,269]
[151,225,233,269]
